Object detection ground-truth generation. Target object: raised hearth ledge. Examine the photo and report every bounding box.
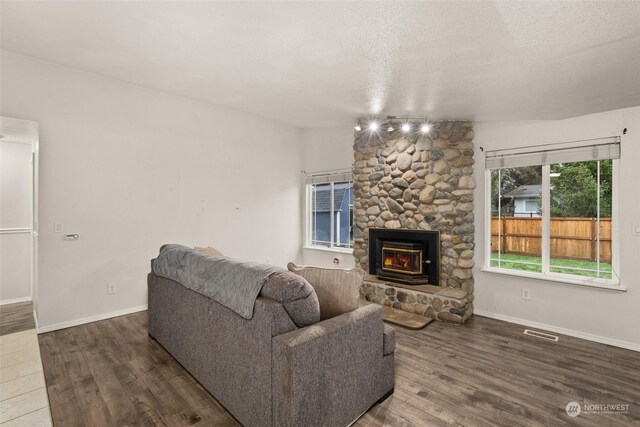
[363,274,468,298]
[361,274,473,324]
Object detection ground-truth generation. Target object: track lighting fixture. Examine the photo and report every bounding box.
[354,117,431,134]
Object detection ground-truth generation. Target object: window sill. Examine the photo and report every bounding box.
[303,246,354,255]
[480,267,625,292]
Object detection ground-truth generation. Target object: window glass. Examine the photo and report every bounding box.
[309,181,354,249]
[310,183,331,247]
[333,181,353,248]
[524,200,538,214]
[549,160,612,279]
[490,166,543,273]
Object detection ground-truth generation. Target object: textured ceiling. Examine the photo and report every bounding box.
[2,1,639,127]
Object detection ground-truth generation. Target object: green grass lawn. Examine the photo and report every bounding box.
[490,253,612,279]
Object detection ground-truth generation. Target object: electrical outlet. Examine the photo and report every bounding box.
[522,288,531,301]
[107,283,117,295]
[54,223,63,233]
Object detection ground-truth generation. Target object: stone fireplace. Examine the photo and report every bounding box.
[353,120,475,323]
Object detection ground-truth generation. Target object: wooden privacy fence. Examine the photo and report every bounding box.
[491,217,612,262]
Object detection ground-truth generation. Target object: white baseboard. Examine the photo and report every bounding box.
[37,305,148,334]
[474,309,640,352]
[0,296,32,306]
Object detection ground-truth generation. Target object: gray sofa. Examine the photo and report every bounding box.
[147,253,395,427]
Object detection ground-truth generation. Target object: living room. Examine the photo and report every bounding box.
[1,1,639,426]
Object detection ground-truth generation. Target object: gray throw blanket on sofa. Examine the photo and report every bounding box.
[153,244,284,319]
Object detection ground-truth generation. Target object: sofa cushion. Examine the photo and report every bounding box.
[194,246,224,257]
[287,263,365,320]
[260,271,320,328]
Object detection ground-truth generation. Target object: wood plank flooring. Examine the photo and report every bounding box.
[38,311,237,426]
[0,303,35,336]
[38,312,640,426]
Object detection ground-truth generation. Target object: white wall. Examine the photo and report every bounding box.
[300,128,356,268]
[1,51,303,330]
[474,106,640,349]
[0,142,31,228]
[0,141,32,302]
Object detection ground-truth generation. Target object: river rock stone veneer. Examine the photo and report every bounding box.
[352,120,475,322]
[360,278,473,324]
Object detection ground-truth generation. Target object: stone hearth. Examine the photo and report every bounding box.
[352,120,475,323]
[360,275,472,324]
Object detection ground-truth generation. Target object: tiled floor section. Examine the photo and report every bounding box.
[0,304,52,426]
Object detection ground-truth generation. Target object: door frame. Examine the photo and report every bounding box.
[0,117,39,325]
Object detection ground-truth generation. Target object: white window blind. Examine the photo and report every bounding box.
[485,136,620,170]
[305,169,353,184]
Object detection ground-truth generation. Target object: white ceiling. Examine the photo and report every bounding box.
[2,1,640,128]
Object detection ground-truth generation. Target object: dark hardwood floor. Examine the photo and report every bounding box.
[38,311,640,426]
[0,301,35,336]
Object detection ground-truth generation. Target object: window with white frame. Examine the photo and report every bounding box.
[485,137,620,286]
[524,200,538,214]
[306,170,354,250]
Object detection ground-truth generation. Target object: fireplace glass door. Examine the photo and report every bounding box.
[382,243,423,276]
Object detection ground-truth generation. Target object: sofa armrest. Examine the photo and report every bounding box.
[271,304,392,427]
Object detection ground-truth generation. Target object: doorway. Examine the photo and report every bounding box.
[0,117,39,324]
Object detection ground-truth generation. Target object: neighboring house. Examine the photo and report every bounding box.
[504,184,541,217]
[311,182,353,246]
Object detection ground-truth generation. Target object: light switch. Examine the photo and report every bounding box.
[54,223,63,233]
[634,223,640,236]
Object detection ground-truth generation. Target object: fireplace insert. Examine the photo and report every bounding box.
[382,242,423,275]
[369,229,439,285]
